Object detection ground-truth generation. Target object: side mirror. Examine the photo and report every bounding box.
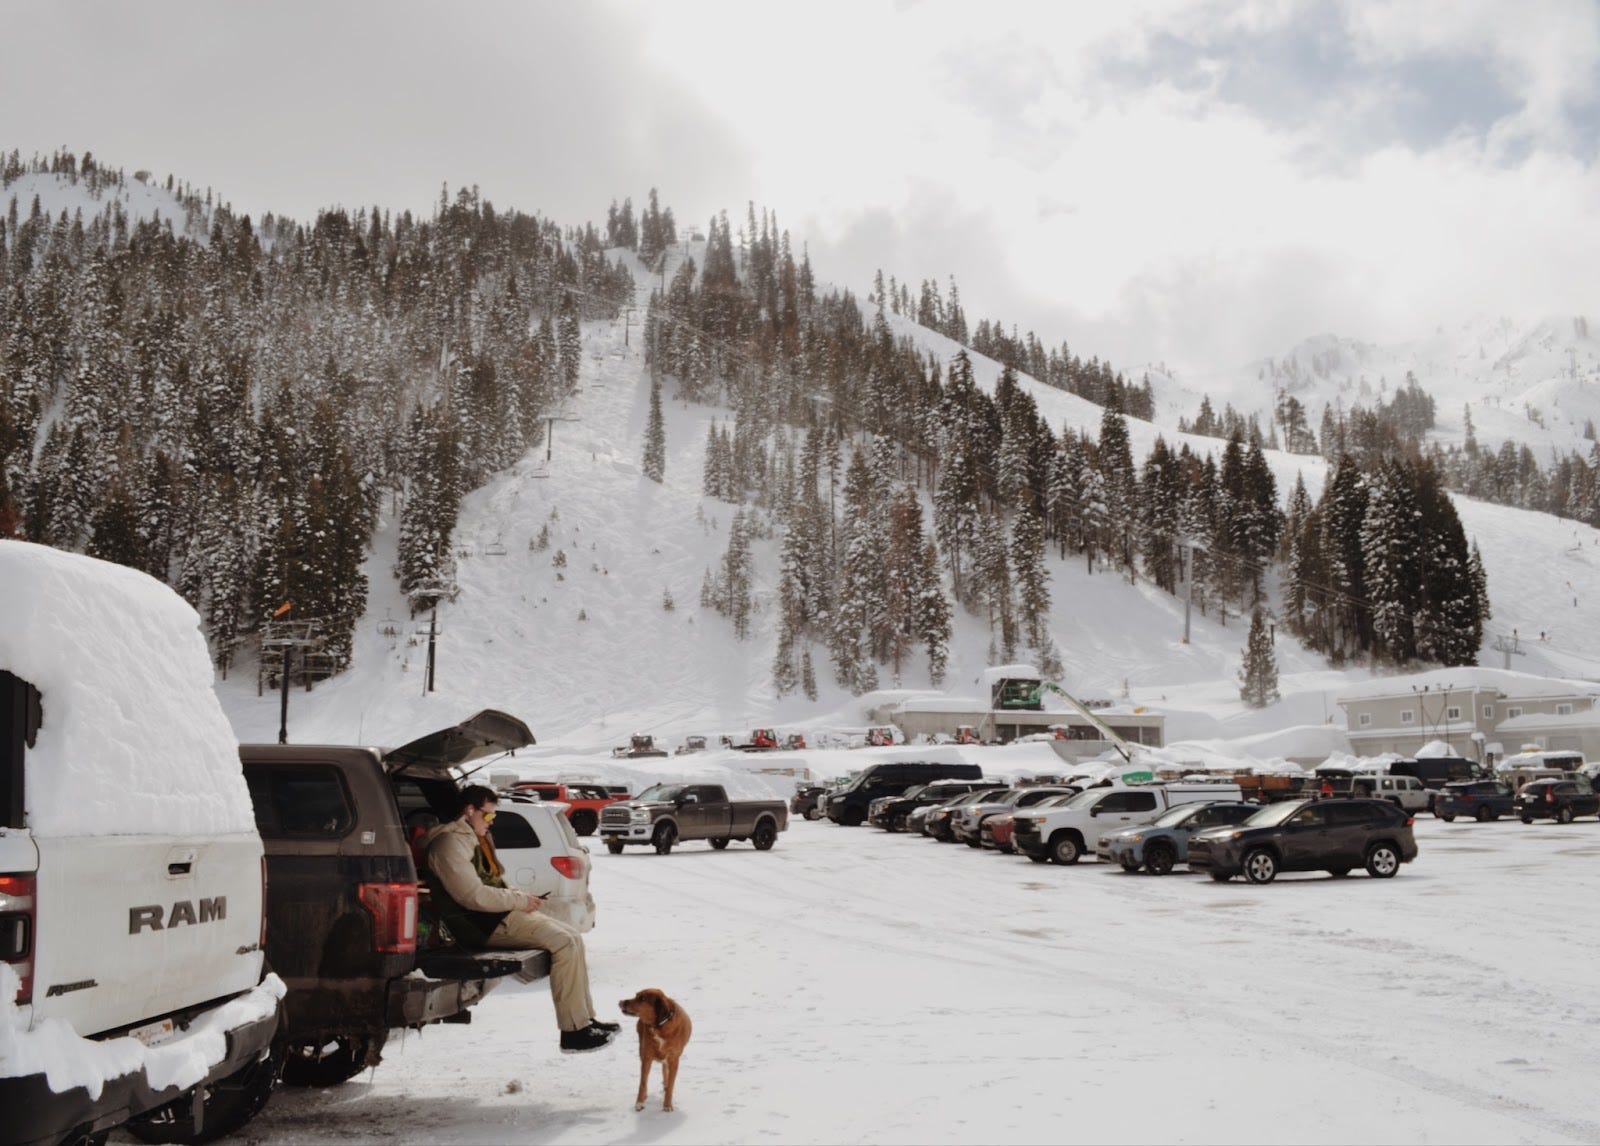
[1088,806,1101,816]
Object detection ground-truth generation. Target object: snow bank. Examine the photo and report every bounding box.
[0,963,284,1097]
[0,541,254,837]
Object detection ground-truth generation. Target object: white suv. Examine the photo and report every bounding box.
[1012,782,1243,864]
[1349,774,1430,813]
[492,798,596,932]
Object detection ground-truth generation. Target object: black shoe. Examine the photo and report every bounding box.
[594,1019,621,1032]
[560,1023,618,1054]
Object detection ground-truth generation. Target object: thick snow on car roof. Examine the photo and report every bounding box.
[0,540,254,837]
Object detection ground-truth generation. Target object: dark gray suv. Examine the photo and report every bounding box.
[1187,798,1418,884]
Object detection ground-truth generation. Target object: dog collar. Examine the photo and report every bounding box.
[654,1010,673,1029]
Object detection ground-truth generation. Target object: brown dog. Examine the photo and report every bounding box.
[618,988,692,1112]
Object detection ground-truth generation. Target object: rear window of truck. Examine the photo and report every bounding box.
[245,764,356,838]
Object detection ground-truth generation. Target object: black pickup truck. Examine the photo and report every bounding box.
[240,711,549,1086]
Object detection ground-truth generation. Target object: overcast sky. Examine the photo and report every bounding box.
[6,0,1599,377]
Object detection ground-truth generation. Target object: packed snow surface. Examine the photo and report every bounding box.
[223,817,1600,1145]
[0,541,254,837]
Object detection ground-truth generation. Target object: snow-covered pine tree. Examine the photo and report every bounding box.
[1010,500,1050,655]
[1238,608,1280,707]
[1361,457,1422,663]
[1096,406,1137,571]
[642,376,666,482]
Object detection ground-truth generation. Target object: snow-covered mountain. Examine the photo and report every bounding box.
[1160,313,1600,459]
[10,165,1598,764]
[212,239,1600,766]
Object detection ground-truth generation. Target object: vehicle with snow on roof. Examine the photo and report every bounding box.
[0,542,283,1146]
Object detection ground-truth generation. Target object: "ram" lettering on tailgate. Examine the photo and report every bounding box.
[129,897,227,933]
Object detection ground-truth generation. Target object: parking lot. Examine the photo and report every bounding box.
[237,814,1600,1145]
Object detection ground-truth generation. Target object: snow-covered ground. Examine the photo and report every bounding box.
[201,815,1600,1145]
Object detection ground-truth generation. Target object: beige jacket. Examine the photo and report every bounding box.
[422,817,527,914]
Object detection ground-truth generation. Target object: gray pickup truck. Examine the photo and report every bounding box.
[599,782,788,854]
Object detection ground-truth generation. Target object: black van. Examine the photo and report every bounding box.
[1389,756,1485,790]
[823,761,984,825]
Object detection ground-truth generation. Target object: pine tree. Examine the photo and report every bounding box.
[642,376,666,482]
[1361,458,1422,663]
[1238,608,1280,707]
[85,481,144,569]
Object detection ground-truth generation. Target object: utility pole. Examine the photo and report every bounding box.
[425,607,438,693]
[1179,540,1193,644]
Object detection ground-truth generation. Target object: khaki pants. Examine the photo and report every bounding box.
[487,909,596,1032]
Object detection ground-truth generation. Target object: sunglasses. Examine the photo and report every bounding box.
[472,806,497,823]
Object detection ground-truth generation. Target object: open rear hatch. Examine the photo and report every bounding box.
[382,709,535,780]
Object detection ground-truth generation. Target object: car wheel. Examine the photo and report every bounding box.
[1521,815,1534,824]
[1242,848,1278,884]
[964,836,983,848]
[569,809,598,837]
[605,839,625,855]
[752,819,778,851]
[1119,856,1141,872]
[653,823,677,855]
[804,806,822,821]
[1437,813,1456,822]
[1209,870,1232,882]
[709,838,729,850]
[1327,867,1351,878]
[128,1043,283,1143]
[891,813,909,833]
[1144,842,1176,876]
[1365,842,1401,878]
[1027,853,1049,864]
[842,809,865,827]
[1474,806,1492,823]
[280,1034,377,1087]
[1556,806,1575,825]
[1048,832,1082,865]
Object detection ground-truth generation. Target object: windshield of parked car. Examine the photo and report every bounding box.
[633,784,684,803]
[1151,803,1203,828]
[1243,800,1305,827]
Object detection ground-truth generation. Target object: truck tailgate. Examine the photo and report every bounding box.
[389,949,550,1028]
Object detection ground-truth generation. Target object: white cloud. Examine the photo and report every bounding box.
[3,0,1597,376]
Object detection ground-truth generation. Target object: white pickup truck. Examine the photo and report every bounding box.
[1012,781,1243,864]
[0,541,282,1146]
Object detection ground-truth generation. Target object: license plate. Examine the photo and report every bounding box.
[129,1017,176,1046]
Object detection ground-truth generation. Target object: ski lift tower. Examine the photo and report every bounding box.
[406,580,457,695]
[542,404,582,464]
[259,603,327,744]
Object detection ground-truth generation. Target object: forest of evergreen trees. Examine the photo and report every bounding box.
[0,148,630,676]
[0,153,1498,696]
[642,203,1491,693]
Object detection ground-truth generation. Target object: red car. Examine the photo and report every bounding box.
[983,814,1017,853]
[509,781,628,836]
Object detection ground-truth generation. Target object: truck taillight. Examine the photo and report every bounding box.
[1547,790,1556,804]
[550,856,582,879]
[358,882,418,954]
[0,873,35,1005]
